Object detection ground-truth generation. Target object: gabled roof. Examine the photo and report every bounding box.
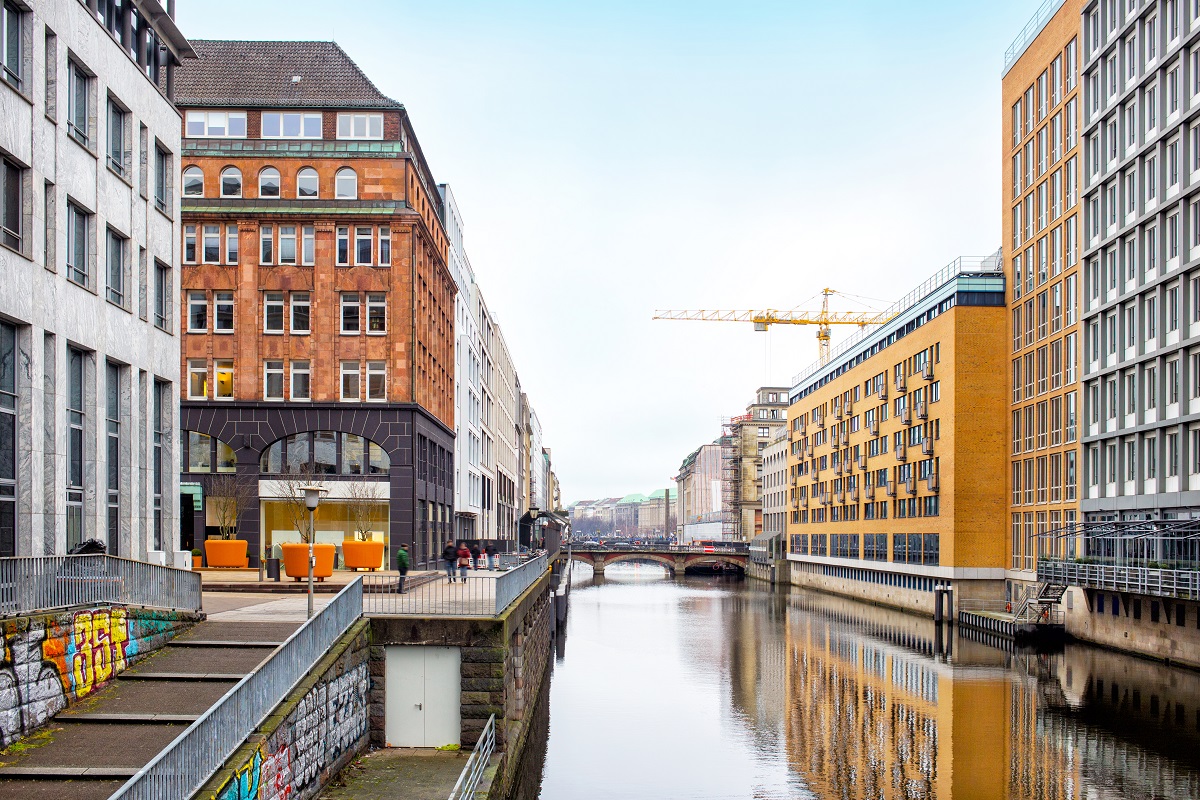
[617,493,648,505]
[175,40,401,109]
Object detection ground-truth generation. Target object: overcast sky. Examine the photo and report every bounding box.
[179,0,1041,504]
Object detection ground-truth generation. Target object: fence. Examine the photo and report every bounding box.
[1039,560,1200,601]
[362,554,548,617]
[108,577,364,800]
[0,555,202,618]
[447,713,496,800]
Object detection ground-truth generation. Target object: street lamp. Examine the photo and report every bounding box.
[300,484,327,619]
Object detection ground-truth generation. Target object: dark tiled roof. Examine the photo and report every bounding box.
[174,40,401,109]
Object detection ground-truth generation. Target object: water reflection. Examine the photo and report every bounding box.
[534,564,1200,799]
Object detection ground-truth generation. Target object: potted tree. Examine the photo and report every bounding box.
[278,469,336,580]
[342,481,386,571]
[204,472,254,568]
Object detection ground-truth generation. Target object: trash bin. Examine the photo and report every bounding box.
[265,557,281,581]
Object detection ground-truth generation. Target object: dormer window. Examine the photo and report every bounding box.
[185,111,247,138]
[262,112,322,139]
[337,113,383,140]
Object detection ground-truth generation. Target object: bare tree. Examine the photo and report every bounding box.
[276,465,324,544]
[345,480,385,541]
[207,471,256,540]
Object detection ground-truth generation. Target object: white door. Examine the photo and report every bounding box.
[384,645,461,748]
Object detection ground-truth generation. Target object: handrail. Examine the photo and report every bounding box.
[493,554,548,614]
[447,713,496,800]
[0,555,201,618]
[1003,0,1069,75]
[109,577,364,800]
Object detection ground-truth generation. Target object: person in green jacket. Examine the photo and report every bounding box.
[395,544,410,594]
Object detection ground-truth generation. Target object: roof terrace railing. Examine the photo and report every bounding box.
[0,555,202,618]
[1003,0,1069,75]
[791,250,1003,388]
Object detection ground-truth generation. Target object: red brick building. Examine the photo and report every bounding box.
[174,40,455,568]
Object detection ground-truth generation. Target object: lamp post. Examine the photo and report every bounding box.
[300,484,326,619]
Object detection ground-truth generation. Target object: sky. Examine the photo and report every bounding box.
[178,0,1042,504]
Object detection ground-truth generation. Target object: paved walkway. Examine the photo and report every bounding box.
[316,748,487,800]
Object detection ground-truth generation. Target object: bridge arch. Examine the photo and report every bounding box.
[682,554,747,574]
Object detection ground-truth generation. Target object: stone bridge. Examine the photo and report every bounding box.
[569,547,747,577]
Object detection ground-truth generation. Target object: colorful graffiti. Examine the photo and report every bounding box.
[0,606,183,748]
[211,660,370,800]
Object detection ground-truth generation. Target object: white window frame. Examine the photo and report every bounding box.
[187,359,208,400]
[366,361,386,401]
[214,291,234,333]
[336,112,384,140]
[264,360,284,401]
[340,361,360,401]
[187,291,207,333]
[291,360,311,401]
[184,110,247,139]
[214,359,234,400]
[264,291,284,334]
[341,292,360,334]
[367,293,386,334]
[290,292,310,334]
[260,111,322,140]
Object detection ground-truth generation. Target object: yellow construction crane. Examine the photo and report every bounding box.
[653,288,895,365]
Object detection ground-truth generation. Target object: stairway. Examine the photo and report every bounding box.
[0,620,298,800]
[1038,582,1068,604]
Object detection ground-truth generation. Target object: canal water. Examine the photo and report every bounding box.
[528,564,1200,799]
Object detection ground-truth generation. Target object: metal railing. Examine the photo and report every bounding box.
[791,250,1003,387]
[362,554,547,617]
[1039,559,1200,601]
[959,598,1064,625]
[109,577,364,800]
[1003,0,1069,75]
[447,713,496,800]
[0,555,202,618]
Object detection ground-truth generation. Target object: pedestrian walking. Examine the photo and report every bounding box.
[442,540,458,582]
[485,541,498,570]
[470,543,482,570]
[456,542,472,580]
[395,544,410,594]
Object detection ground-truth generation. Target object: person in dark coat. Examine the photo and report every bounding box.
[470,543,482,570]
[395,544,410,594]
[442,540,458,582]
[485,541,498,570]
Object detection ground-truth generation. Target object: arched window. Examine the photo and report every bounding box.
[220,167,242,198]
[335,168,357,199]
[182,166,203,196]
[296,167,319,198]
[184,431,237,473]
[258,167,280,198]
[259,431,390,475]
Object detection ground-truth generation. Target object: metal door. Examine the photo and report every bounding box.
[384,645,461,747]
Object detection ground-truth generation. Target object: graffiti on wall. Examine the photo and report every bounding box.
[212,661,370,800]
[0,607,177,748]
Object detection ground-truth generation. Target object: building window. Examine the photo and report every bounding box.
[182,166,203,197]
[153,261,170,330]
[302,226,315,265]
[341,293,360,333]
[1,2,22,91]
[260,224,273,264]
[264,292,284,334]
[187,359,208,399]
[297,167,318,198]
[66,201,90,286]
[220,167,242,198]
[261,111,322,139]
[225,224,238,264]
[340,361,360,401]
[106,100,127,177]
[154,146,169,213]
[335,168,357,199]
[1,156,21,251]
[291,292,310,333]
[336,113,383,140]
[67,60,89,147]
[152,382,164,550]
[366,361,386,401]
[367,293,386,333]
[379,227,390,264]
[278,225,297,265]
[105,228,125,306]
[0,322,16,557]
[264,360,284,400]
[214,292,234,333]
[291,360,311,401]
[355,226,372,265]
[187,291,207,332]
[258,167,280,198]
[202,224,220,263]
[66,348,85,551]
[336,226,349,265]
[102,365,117,552]
[184,110,247,138]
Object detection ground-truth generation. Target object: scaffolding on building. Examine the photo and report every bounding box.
[720,415,749,541]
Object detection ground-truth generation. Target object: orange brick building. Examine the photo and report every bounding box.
[174,41,456,568]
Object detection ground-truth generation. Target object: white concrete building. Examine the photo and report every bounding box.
[0,0,191,561]
[761,427,788,541]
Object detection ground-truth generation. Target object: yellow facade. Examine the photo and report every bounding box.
[1001,0,1084,595]
[785,268,1009,612]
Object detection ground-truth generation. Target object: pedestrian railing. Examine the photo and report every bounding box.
[0,555,202,618]
[447,713,496,800]
[362,554,547,617]
[108,577,364,800]
[1039,559,1200,601]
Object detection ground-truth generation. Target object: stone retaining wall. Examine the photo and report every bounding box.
[0,604,200,748]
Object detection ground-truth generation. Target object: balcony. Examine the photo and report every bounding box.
[1039,560,1200,601]
[895,443,907,462]
[926,473,940,493]
[921,438,933,456]
[833,460,844,476]
[834,404,843,421]
[857,454,867,471]
[917,400,928,420]
[900,405,912,425]
[905,477,916,495]
[922,362,934,381]
[869,418,880,436]
[880,384,888,402]
[849,486,859,503]
[895,373,907,393]
[885,481,896,498]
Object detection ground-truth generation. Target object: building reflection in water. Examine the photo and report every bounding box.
[755,587,1200,800]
